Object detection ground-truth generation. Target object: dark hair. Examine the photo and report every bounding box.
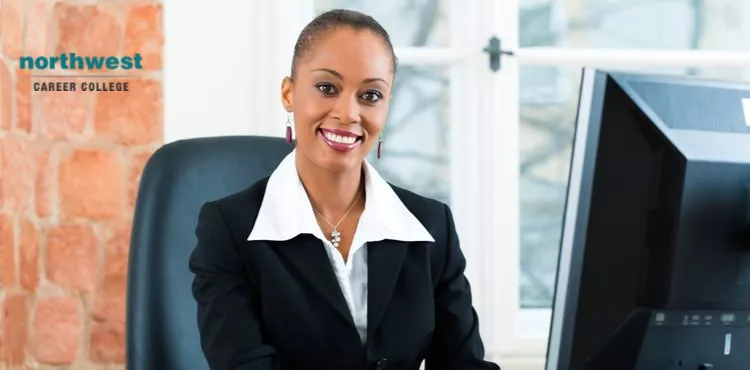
[290,9,398,79]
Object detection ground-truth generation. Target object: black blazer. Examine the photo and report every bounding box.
[189,177,500,370]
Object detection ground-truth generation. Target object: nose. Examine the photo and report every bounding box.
[331,93,360,124]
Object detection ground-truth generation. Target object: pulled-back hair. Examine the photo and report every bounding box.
[290,9,398,79]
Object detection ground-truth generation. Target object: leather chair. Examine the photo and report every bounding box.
[126,136,292,370]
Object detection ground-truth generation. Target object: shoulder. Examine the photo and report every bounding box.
[386,182,454,236]
[385,183,461,287]
[389,183,446,215]
[202,176,270,240]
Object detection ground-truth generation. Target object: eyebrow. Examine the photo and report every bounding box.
[312,68,389,86]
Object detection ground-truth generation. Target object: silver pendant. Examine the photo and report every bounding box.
[331,230,341,248]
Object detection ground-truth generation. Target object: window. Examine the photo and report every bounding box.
[502,0,750,365]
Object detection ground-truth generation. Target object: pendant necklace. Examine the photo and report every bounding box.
[312,190,362,248]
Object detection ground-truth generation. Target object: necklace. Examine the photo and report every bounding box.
[311,191,362,248]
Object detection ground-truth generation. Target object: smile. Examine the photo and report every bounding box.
[318,128,363,152]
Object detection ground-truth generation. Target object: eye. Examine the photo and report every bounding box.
[316,83,337,95]
[361,90,383,103]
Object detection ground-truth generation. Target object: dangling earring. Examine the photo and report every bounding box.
[285,113,293,144]
[377,135,383,159]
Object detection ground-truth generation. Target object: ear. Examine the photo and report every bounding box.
[280,76,294,112]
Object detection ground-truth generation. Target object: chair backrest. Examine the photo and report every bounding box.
[126,136,292,370]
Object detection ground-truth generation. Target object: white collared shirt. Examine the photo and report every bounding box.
[247,150,435,344]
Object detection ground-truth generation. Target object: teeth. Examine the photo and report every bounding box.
[324,132,357,144]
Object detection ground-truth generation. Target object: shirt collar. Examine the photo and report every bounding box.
[247,149,435,244]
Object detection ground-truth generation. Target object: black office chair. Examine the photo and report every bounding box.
[126,136,292,370]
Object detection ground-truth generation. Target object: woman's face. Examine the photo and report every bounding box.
[281,27,394,173]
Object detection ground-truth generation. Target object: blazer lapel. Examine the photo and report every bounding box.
[367,239,409,340]
[272,234,355,327]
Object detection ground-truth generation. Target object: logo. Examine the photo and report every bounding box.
[21,53,144,92]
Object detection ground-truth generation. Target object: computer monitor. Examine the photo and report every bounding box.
[546,69,750,370]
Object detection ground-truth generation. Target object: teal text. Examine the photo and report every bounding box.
[19,53,143,70]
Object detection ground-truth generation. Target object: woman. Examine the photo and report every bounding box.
[189,9,500,370]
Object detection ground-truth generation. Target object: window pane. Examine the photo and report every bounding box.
[372,66,450,204]
[519,65,750,309]
[520,0,750,50]
[520,66,579,309]
[314,0,450,47]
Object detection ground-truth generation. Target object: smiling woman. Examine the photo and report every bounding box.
[281,25,393,175]
[187,8,499,370]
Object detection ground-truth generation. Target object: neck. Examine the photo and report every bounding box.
[296,154,364,220]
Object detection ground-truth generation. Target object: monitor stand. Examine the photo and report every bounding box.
[580,309,750,370]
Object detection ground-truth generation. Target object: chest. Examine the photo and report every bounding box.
[314,207,362,262]
[243,239,437,355]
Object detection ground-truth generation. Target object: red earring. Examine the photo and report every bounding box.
[285,115,293,144]
[377,137,383,159]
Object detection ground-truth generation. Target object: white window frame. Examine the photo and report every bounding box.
[495,48,750,332]
[488,2,750,367]
[489,49,750,367]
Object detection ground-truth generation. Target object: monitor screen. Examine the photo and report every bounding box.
[546,69,750,370]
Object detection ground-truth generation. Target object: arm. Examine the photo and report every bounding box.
[189,201,278,370]
[424,204,501,370]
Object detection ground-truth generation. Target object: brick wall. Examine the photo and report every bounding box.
[0,1,163,368]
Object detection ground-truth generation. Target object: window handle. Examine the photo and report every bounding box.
[483,35,515,72]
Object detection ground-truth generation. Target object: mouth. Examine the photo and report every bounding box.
[317,128,363,152]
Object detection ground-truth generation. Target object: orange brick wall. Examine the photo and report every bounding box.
[0,1,163,368]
